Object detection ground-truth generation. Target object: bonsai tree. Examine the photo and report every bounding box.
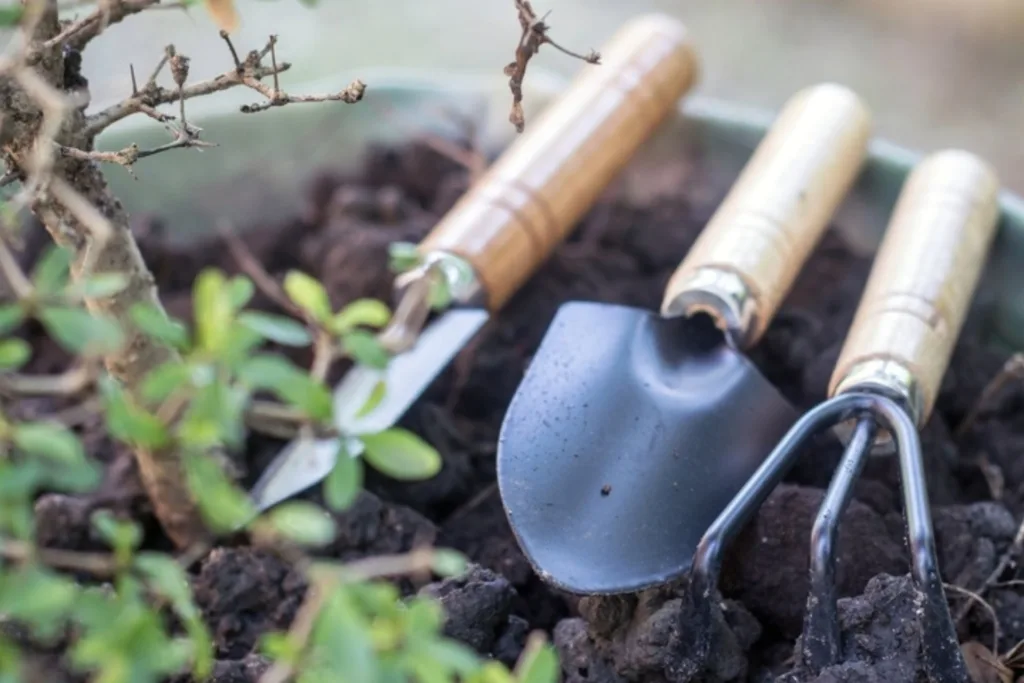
[0,0,596,679]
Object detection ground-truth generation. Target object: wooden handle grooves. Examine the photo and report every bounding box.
[829,149,1001,424]
[418,13,699,311]
[660,82,871,348]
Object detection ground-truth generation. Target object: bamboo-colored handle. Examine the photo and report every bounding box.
[418,14,699,311]
[660,83,871,349]
[829,149,1001,426]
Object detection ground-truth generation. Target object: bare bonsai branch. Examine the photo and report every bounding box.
[0,234,34,299]
[42,0,188,52]
[57,133,214,170]
[506,0,599,132]
[0,362,96,397]
[1,538,119,577]
[219,33,365,114]
[0,0,367,553]
[81,43,290,137]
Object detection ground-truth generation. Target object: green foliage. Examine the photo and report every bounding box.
[0,338,29,370]
[0,261,561,682]
[325,442,363,511]
[359,427,443,480]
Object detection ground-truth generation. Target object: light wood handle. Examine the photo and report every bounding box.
[829,149,1000,425]
[660,83,871,349]
[418,14,699,311]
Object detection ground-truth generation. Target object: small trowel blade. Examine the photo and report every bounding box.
[497,301,798,594]
[249,308,490,511]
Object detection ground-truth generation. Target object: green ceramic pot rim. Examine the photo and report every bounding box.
[89,66,1024,351]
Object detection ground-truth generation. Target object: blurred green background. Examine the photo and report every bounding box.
[3,0,1024,191]
[76,0,1024,191]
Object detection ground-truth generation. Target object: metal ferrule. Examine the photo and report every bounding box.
[831,358,923,456]
[379,250,484,355]
[394,249,485,308]
[664,266,758,350]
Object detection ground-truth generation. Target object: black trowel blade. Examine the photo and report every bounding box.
[497,301,799,595]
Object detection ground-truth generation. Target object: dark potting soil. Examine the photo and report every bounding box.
[10,139,1024,683]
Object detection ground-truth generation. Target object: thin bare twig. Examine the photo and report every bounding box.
[1,538,118,576]
[946,582,1001,655]
[239,78,365,114]
[955,518,1024,626]
[146,45,174,89]
[0,235,34,299]
[217,221,314,326]
[42,0,186,51]
[505,0,599,132]
[56,129,215,174]
[956,353,1024,438]
[0,362,96,396]
[82,48,290,137]
[0,170,21,188]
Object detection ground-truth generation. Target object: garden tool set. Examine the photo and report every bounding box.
[686,149,999,683]
[497,82,872,594]
[249,13,700,512]
[246,9,999,682]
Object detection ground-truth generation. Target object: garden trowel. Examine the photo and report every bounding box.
[497,82,873,594]
[249,13,701,511]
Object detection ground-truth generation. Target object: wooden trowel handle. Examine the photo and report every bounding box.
[660,83,871,349]
[418,14,699,311]
[829,150,1000,427]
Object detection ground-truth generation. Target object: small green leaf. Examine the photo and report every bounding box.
[515,637,559,683]
[0,565,78,641]
[324,443,362,511]
[421,638,482,675]
[307,588,379,681]
[91,510,141,565]
[129,303,190,350]
[39,306,123,356]
[177,378,247,450]
[330,298,391,335]
[0,338,30,371]
[0,303,25,334]
[239,354,333,421]
[66,273,129,299]
[31,245,72,294]
[227,275,255,310]
[259,632,301,665]
[469,662,516,683]
[135,552,214,679]
[100,377,171,450]
[354,379,386,418]
[343,330,391,369]
[139,361,191,404]
[431,549,469,578]
[388,241,421,273]
[238,311,312,347]
[283,270,332,322]
[266,501,336,547]
[358,428,442,480]
[183,451,256,533]
[13,421,85,466]
[193,269,234,353]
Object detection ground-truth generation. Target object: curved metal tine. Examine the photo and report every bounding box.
[800,393,969,683]
[801,412,877,673]
[686,392,881,664]
[889,403,971,683]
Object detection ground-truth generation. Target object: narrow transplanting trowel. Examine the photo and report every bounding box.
[249,13,701,512]
[497,82,873,594]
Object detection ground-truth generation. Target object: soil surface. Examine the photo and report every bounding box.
[9,139,1024,682]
